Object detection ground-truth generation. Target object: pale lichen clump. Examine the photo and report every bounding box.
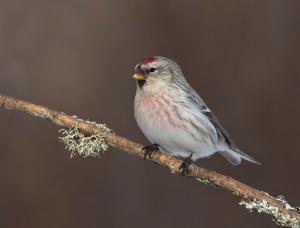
[239,197,300,228]
[59,119,111,158]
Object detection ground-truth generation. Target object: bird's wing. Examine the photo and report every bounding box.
[186,87,238,150]
[186,87,261,165]
[201,108,238,149]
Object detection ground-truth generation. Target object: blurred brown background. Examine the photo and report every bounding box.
[0,1,299,227]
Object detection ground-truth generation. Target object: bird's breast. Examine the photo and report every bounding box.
[134,95,180,129]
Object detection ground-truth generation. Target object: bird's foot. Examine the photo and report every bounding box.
[142,144,159,159]
[179,155,193,176]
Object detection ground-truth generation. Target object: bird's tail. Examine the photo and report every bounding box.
[219,149,261,166]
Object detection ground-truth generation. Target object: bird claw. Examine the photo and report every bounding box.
[142,144,159,159]
[179,155,193,176]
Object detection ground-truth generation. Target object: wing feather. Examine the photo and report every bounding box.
[185,87,261,165]
[186,87,237,150]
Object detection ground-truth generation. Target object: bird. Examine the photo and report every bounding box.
[132,56,260,173]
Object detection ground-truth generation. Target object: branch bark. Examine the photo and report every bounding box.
[0,94,299,226]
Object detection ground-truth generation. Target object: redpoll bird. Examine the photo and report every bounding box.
[132,56,260,173]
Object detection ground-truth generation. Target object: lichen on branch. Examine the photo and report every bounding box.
[59,119,111,158]
[240,196,300,228]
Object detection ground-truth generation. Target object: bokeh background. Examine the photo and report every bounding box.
[0,1,299,227]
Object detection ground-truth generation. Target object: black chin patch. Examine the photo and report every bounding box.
[138,80,146,88]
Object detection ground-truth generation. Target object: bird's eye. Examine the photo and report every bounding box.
[149,67,156,73]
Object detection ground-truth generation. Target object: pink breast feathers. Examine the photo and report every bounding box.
[136,95,180,128]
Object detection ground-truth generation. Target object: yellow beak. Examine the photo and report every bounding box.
[132,73,145,81]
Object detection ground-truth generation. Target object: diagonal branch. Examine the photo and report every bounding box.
[0,94,299,227]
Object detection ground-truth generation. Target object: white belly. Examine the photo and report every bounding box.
[134,95,217,160]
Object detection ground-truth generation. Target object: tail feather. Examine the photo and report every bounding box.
[219,149,261,165]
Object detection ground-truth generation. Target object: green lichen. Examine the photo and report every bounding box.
[59,119,111,158]
[239,197,300,228]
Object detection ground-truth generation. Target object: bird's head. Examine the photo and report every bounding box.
[132,56,186,91]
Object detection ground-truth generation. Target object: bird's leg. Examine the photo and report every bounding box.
[142,143,159,159]
[179,154,193,176]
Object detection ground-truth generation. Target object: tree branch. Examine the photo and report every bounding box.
[0,94,299,227]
